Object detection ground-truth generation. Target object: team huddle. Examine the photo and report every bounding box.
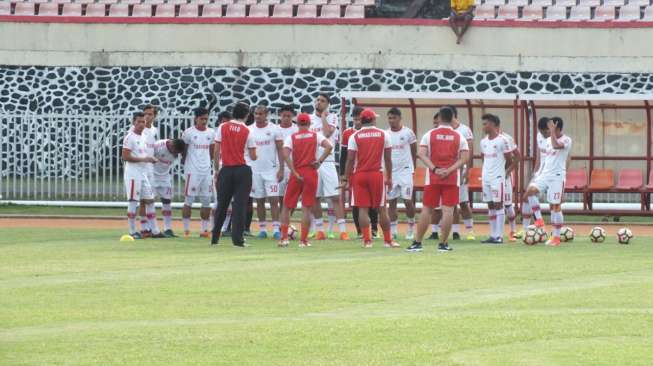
[121,93,573,251]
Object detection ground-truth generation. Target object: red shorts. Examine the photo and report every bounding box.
[283,168,318,209]
[351,171,386,208]
[424,184,459,208]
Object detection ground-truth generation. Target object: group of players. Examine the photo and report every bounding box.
[121,92,572,250]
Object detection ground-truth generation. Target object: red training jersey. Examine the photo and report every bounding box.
[283,130,326,169]
[348,126,392,173]
[420,125,469,186]
[341,127,357,147]
[214,120,255,167]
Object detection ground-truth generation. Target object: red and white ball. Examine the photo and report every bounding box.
[616,227,633,245]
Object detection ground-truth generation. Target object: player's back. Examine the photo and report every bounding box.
[152,140,175,178]
[216,120,251,167]
[289,130,319,169]
[350,126,389,173]
[421,125,468,185]
[182,125,214,174]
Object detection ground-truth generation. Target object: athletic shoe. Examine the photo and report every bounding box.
[508,231,517,242]
[299,241,312,248]
[257,231,268,239]
[199,231,210,238]
[452,232,461,240]
[315,231,327,240]
[438,243,453,252]
[273,231,281,240]
[372,230,380,239]
[405,242,423,252]
[546,237,561,247]
[480,237,495,243]
[482,237,504,245]
[163,229,177,238]
[183,231,191,239]
[327,231,336,239]
[278,240,289,248]
[384,241,400,248]
[535,218,545,228]
[130,232,143,240]
[465,232,476,241]
[514,230,524,239]
[221,230,231,237]
[151,232,166,239]
[362,241,373,248]
[428,232,439,240]
[233,242,249,248]
[405,232,415,240]
[141,230,152,239]
[339,232,350,241]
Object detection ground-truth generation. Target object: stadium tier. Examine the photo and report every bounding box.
[475,1,653,21]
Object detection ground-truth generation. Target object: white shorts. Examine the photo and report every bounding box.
[504,176,513,205]
[317,162,340,198]
[530,173,565,204]
[482,178,504,203]
[459,183,469,203]
[251,170,281,199]
[388,172,414,200]
[125,173,154,201]
[184,173,214,198]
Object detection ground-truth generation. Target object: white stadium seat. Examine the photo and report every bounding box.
[569,5,591,19]
[617,4,641,20]
[178,3,199,16]
[296,4,317,17]
[320,4,341,17]
[344,4,363,17]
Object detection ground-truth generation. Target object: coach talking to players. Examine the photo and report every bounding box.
[211,102,257,247]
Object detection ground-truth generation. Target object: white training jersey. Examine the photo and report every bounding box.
[152,140,177,184]
[181,125,214,175]
[455,123,474,141]
[480,134,514,182]
[122,131,149,177]
[534,132,550,177]
[278,123,299,142]
[386,126,417,175]
[248,123,284,173]
[310,113,339,163]
[539,134,572,178]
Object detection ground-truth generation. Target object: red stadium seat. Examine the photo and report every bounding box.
[474,4,496,19]
[467,167,482,192]
[38,3,60,15]
[320,4,341,17]
[615,169,643,191]
[0,2,10,15]
[296,4,317,17]
[155,4,175,17]
[569,5,591,19]
[272,3,293,16]
[588,169,614,191]
[132,4,153,16]
[14,3,36,15]
[593,5,615,20]
[644,6,653,20]
[521,4,544,19]
[202,3,223,17]
[617,4,642,20]
[178,3,199,16]
[556,0,577,6]
[248,4,270,17]
[86,3,107,16]
[565,168,588,191]
[225,3,246,16]
[496,5,518,19]
[344,4,363,17]
[109,4,129,16]
[544,5,567,20]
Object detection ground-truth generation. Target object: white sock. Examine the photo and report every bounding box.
[315,218,324,232]
[327,208,336,232]
[506,205,516,232]
[452,224,460,234]
[222,208,232,232]
[258,220,267,233]
[127,201,138,234]
[310,214,316,232]
[162,203,172,231]
[431,224,440,233]
[337,218,347,233]
[183,217,190,232]
[522,202,532,229]
[272,221,281,233]
[146,203,160,234]
[391,221,398,235]
[495,208,505,239]
[463,218,473,232]
[488,209,496,238]
[407,218,415,234]
[551,211,563,237]
[201,219,209,232]
[528,196,543,221]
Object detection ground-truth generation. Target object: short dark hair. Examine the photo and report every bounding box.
[317,92,331,103]
[143,104,157,114]
[218,111,232,122]
[446,105,458,118]
[433,112,440,120]
[439,107,453,123]
[482,113,500,126]
[352,106,364,117]
[551,116,564,130]
[132,111,144,121]
[537,117,550,131]
[194,107,209,118]
[388,107,401,117]
[255,104,268,113]
[232,101,250,120]
[279,104,294,114]
[172,138,186,152]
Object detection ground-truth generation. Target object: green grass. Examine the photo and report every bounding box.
[1,228,653,365]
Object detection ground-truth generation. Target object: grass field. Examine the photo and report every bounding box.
[1,227,653,365]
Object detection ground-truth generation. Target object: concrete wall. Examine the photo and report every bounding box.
[1,20,653,73]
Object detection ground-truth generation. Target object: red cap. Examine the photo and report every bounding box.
[297,113,311,124]
[360,108,378,121]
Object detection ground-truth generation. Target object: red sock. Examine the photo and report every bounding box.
[281,224,289,240]
[301,225,309,242]
[383,229,392,243]
[362,225,371,242]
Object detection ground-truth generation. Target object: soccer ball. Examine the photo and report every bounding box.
[535,227,548,243]
[560,226,574,242]
[523,225,543,245]
[589,227,606,243]
[616,227,633,244]
[288,225,298,241]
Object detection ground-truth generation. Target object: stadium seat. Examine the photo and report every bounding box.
[14,3,36,15]
[248,4,270,17]
[108,3,129,16]
[52,0,72,3]
[97,0,118,4]
[617,4,641,20]
[531,0,553,6]
[296,4,317,17]
[0,2,10,15]
[307,0,328,4]
[413,167,426,192]
[353,0,374,5]
[474,4,496,19]
[320,4,341,17]
[202,3,223,17]
[121,0,142,4]
[603,0,624,5]
[178,3,199,16]
[628,0,651,6]
[615,169,643,191]
[284,0,306,4]
[62,3,82,15]
[497,4,519,19]
[555,0,577,6]
[193,0,215,4]
[131,4,152,16]
[578,0,599,6]
[330,0,352,5]
[86,3,107,16]
[38,3,59,15]
[236,0,258,5]
[485,0,506,5]
[643,5,653,20]
[225,3,246,16]
[272,3,293,16]
[260,0,281,4]
[588,169,615,191]
[167,0,190,4]
[544,5,567,20]
[593,5,615,20]
[344,4,363,17]
[154,3,175,16]
[467,167,482,192]
[565,168,588,191]
[508,0,529,6]
[569,5,591,19]
[143,0,166,4]
[521,4,545,19]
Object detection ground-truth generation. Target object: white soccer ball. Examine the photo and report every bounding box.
[616,227,633,245]
[560,226,574,242]
[535,227,548,243]
[288,225,298,241]
[589,227,606,243]
[523,226,539,245]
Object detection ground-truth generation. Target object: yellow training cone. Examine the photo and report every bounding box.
[120,234,135,242]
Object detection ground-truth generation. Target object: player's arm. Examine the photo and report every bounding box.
[344,150,356,181]
[209,143,215,162]
[439,149,470,178]
[384,147,393,184]
[410,141,417,167]
[122,148,155,163]
[247,133,257,161]
[533,148,541,175]
[320,111,336,138]
[318,139,333,167]
[548,120,566,150]
[283,147,299,180]
[506,148,521,176]
[275,139,285,182]
[466,138,473,168]
[213,142,221,173]
[417,145,436,171]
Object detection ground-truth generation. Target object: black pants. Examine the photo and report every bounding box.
[212,165,252,245]
[352,207,379,235]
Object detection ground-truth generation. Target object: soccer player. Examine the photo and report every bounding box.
[216,111,235,236]
[279,113,334,247]
[406,107,469,252]
[151,138,186,237]
[524,117,572,247]
[181,107,215,238]
[521,117,551,233]
[122,112,159,239]
[344,108,398,248]
[310,93,348,241]
[249,105,285,240]
[479,114,517,244]
[449,105,476,240]
[277,104,299,198]
[385,107,417,240]
[135,104,159,236]
[429,111,443,240]
[500,131,521,241]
